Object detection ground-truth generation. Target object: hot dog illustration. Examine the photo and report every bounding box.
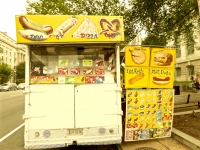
[19,16,53,35]
[54,17,78,39]
[152,76,170,86]
[18,30,52,41]
[128,72,144,85]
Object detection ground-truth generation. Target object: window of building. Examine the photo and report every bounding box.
[185,26,194,55]
[176,45,181,58]
[176,67,181,77]
[187,42,194,55]
[187,65,194,76]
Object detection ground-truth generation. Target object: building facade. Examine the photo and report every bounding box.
[0,31,26,83]
[172,35,200,82]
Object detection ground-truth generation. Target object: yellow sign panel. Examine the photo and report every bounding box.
[124,67,149,88]
[149,68,174,88]
[150,48,176,68]
[125,46,150,67]
[15,15,124,44]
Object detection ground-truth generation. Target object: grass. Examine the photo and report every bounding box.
[174,81,190,86]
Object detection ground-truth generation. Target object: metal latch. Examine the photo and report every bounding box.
[104,111,123,115]
[23,90,44,94]
[23,114,46,119]
[103,87,122,92]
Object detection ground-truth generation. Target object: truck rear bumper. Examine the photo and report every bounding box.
[24,126,122,149]
[24,135,122,149]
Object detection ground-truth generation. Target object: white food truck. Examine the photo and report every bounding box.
[15,15,124,149]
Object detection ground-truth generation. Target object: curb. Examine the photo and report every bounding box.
[172,128,200,150]
[172,110,200,150]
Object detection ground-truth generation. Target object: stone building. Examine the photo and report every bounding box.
[0,31,26,83]
[174,44,200,82]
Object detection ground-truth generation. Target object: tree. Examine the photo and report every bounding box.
[0,63,13,84]
[26,0,200,47]
[142,34,167,46]
[16,62,25,79]
[129,0,199,46]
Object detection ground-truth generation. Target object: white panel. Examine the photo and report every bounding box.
[28,84,74,129]
[75,84,118,128]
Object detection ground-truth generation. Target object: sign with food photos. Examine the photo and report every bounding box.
[15,15,124,44]
[125,89,174,141]
[150,48,176,68]
[124,67,149,88]
[125,46,150,67]
[149,68,174,88]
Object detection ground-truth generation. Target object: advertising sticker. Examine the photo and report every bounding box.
[125,89,174,141]
[43,66,53,74]
[59,59,68,66]
[95,69,105,75]
[124,67,149,88]
[95,60,104,67]
[30,76,51,84]
[58,68,68,75]
[71,68,80,75]
[83,68,93,75]
[85,76,104,83]
[125,46,150,67]
[150,48,176,68]
[83,59,93,66]
[75,76,85,84]
[149,68,174,88]
[58,76,66,84]
[65,76,75,84]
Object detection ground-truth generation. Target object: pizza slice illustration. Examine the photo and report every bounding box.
[72,18,98,38]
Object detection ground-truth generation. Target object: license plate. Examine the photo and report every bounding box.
[66,128,83,136]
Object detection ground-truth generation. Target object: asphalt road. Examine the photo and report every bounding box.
[0,90,25,149]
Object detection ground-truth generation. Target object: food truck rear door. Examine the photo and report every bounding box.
[75,84,119,128]
[27,84,75,130]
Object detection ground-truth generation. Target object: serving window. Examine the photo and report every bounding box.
[30,46,116,84]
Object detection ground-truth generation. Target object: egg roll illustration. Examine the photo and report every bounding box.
[128,72,144,85]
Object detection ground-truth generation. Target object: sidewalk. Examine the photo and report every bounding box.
[120,137,191,150]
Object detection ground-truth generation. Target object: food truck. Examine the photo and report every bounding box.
[15,15,124,149]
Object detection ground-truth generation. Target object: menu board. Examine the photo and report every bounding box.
[125,89,174,141]
[150,48,176,68]
[149,68,174,88]
[124,67,149,88]
[125,46,150,67]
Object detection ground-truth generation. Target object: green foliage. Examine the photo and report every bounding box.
[25,0,200,47]
[0,63,13,84]
[142,34,167,46]
[16,79,25,85]
[130,0,199,46]
[16,62,25,79]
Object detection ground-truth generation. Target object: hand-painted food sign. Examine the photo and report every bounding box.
[99,18,121,39]
[15,15,124,43]
[18,16,53,41]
